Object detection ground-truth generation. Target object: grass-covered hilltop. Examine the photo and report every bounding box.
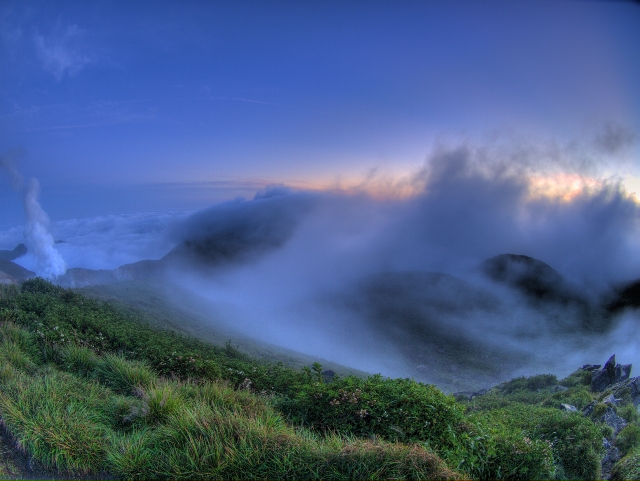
[1,279,639,480]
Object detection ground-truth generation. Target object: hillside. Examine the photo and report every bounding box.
[1,279,639,479]
[78,279,367,377]
[4,244,640,391]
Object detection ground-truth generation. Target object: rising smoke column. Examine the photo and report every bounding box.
[0,150,66,278]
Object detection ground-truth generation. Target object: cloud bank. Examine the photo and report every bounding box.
[4,137,639,387]
[152,142,640,385]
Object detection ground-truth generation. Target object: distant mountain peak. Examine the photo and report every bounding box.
[481,253,566,301]
[0,243,27,262]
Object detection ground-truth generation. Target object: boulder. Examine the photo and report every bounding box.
[601,438,621,480]
[616,364,632,383]
[582,364,601,371]
[602,407,627,435]
[601,393,620,406]
[629,377,640,406]
[591,355,632,392]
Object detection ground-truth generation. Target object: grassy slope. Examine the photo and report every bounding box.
[79,279,368,377]
[0,279,637,479]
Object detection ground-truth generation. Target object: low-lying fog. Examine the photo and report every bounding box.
[3,141,640,390]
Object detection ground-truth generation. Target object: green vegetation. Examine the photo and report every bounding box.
[612,446,640,480]
[0,278,637,479]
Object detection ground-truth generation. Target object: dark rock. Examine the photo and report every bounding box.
[602,394,621,406]
[602,408,627,435]
[591,355,618,392]
[582,401,596,417]
[582,364,601,371]
[601,438,621,480]
[615,364,632,383]
[629,377,640,406]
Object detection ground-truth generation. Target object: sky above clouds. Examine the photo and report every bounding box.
[0,0,639,227]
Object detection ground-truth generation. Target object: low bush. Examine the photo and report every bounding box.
[617,423,640,457]
[559,368,592,388]
[0,281,616,480]
[498,374,558,394]
[618,402,640,424]
[540,386,593,410]
[611,446,640,480]
[275,372,465,448]
[479,404,604,480]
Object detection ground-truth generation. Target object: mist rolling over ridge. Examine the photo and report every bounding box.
[3,143,638,390]
[160,145,640,388]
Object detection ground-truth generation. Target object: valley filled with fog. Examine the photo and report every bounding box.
[4,143,640,391]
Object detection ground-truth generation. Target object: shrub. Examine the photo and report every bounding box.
[444,417,555,480]
[618,403,640,424]
[617,424,640,457]
[498,374,558,394]
[559,368,592,388]
[611,446,640,481]
[540,386,593,411]
[275,374,465,448]
[480,404,604,480]
[20,277,61,296]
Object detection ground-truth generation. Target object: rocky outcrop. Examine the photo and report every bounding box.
[591,355,632,392]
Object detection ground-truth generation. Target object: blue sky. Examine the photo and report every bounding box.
[1,0,639,226]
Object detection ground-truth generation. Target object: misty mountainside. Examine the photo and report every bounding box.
[77,278,366,378]
[0,243,26,261]
[482,253,584,305]
[481,253,617,332]
[4,235,640,391]
[0,244,33,285]
[2,278,640,481]
[336,271,514,388]
[53,190,313,288]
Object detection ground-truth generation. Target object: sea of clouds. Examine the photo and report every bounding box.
[2,133,640,383]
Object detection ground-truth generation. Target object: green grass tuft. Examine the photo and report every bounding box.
[96,354,155,395]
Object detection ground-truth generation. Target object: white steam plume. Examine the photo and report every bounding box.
[1,149,66,278]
